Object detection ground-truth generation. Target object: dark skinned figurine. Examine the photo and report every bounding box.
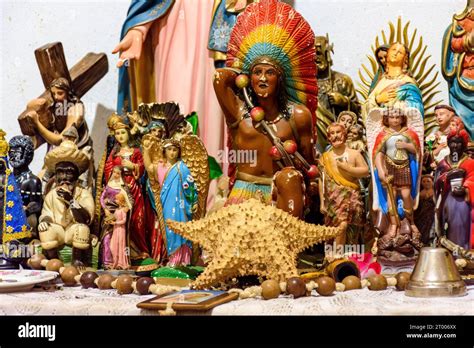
[39,139,96,266]
[0,130,33,269]
[8,135,42,236]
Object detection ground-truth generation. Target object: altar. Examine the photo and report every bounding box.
[1,285,473,316]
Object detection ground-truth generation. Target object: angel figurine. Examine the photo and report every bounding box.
[127,102,210,264]
[367,107,424,263]
[143,138,200,266]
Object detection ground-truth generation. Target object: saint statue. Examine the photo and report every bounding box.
[315,35,361,149]
[8,135,42,235]
[367,107,424,263]
[442,0,474,139]
[318,123,369,248]
[435,128,474,251]
[362,42,424,123]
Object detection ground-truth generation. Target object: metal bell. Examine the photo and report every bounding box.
[405,247,466,297]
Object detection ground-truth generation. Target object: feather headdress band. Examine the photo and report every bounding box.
[226,0,318,115]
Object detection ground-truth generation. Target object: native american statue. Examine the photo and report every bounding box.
[213,0,319,219]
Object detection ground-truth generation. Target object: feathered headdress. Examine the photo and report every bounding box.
[226,0,318,115]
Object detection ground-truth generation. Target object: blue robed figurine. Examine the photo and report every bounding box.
[0,129,32,268]
[143,137,198,267]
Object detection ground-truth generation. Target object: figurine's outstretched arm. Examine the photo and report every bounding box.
[112,22,153,68]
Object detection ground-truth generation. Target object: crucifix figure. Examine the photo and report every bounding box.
[17,42,108,186]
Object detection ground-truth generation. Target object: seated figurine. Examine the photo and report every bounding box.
[39,140,95,266]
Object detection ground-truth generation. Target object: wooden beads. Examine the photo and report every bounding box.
[45,259,63,272]
[96,274,115,290]
[60,266,80,286]
[261,279,281,300]
[80,271,99,289]
[113,275,134,294]
[286,277,306,298]
[27,254,46,270]
[315,276,335,296]
[367,275,388,291]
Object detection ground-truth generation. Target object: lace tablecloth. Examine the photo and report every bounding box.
[0,285,473,315]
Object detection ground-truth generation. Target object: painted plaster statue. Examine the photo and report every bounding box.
[103,121,155,260]
[8,135,42,235]
[208,0,254,67]
[315,35,361,149]
[139,102,210,263]
[143,139,198,266]
[25,78,90,150]
[425,105,459,172]
[362,42,424,123]
[213,0,318,217]
[414,175,435,245]
[347,124,367,154]
[39,140,95,266]
[442,0,474,139]
[318,123,369,247]
[109,192,131,270]
[367,107,424,263]
[0,130,32,269]
[113,0,224,171]
[99,165,133,269]
[369,44,390,94]
[435,129,474,251]
[25,78,93,187]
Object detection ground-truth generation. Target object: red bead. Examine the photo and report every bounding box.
[306,165,319,179]
[269,146,282,160]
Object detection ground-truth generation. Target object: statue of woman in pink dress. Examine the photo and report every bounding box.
[109,192,130,270]
[99,165,132,269]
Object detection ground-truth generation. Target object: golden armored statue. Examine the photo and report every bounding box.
[315,35,361,149]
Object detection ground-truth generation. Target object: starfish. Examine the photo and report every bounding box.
[167,199,342,289]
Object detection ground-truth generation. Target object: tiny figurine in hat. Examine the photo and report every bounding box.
[39,139,95,266]
[0,129,33,269]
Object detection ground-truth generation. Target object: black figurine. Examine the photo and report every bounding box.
[8,135,42,236]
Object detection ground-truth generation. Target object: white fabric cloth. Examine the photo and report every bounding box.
[0,285,472,316]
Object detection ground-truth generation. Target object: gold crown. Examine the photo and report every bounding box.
[0,129,9,157]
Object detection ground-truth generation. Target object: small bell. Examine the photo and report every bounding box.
[405,247,466,297]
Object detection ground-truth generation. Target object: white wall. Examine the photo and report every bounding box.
[1,0,466,172]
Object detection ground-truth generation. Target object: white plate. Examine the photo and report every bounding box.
[0,269,58,293]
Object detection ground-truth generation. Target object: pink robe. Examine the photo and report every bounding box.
[146,0,225,166]
[111,209,130,270]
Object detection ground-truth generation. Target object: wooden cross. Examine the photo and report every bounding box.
[17,42,108,148]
